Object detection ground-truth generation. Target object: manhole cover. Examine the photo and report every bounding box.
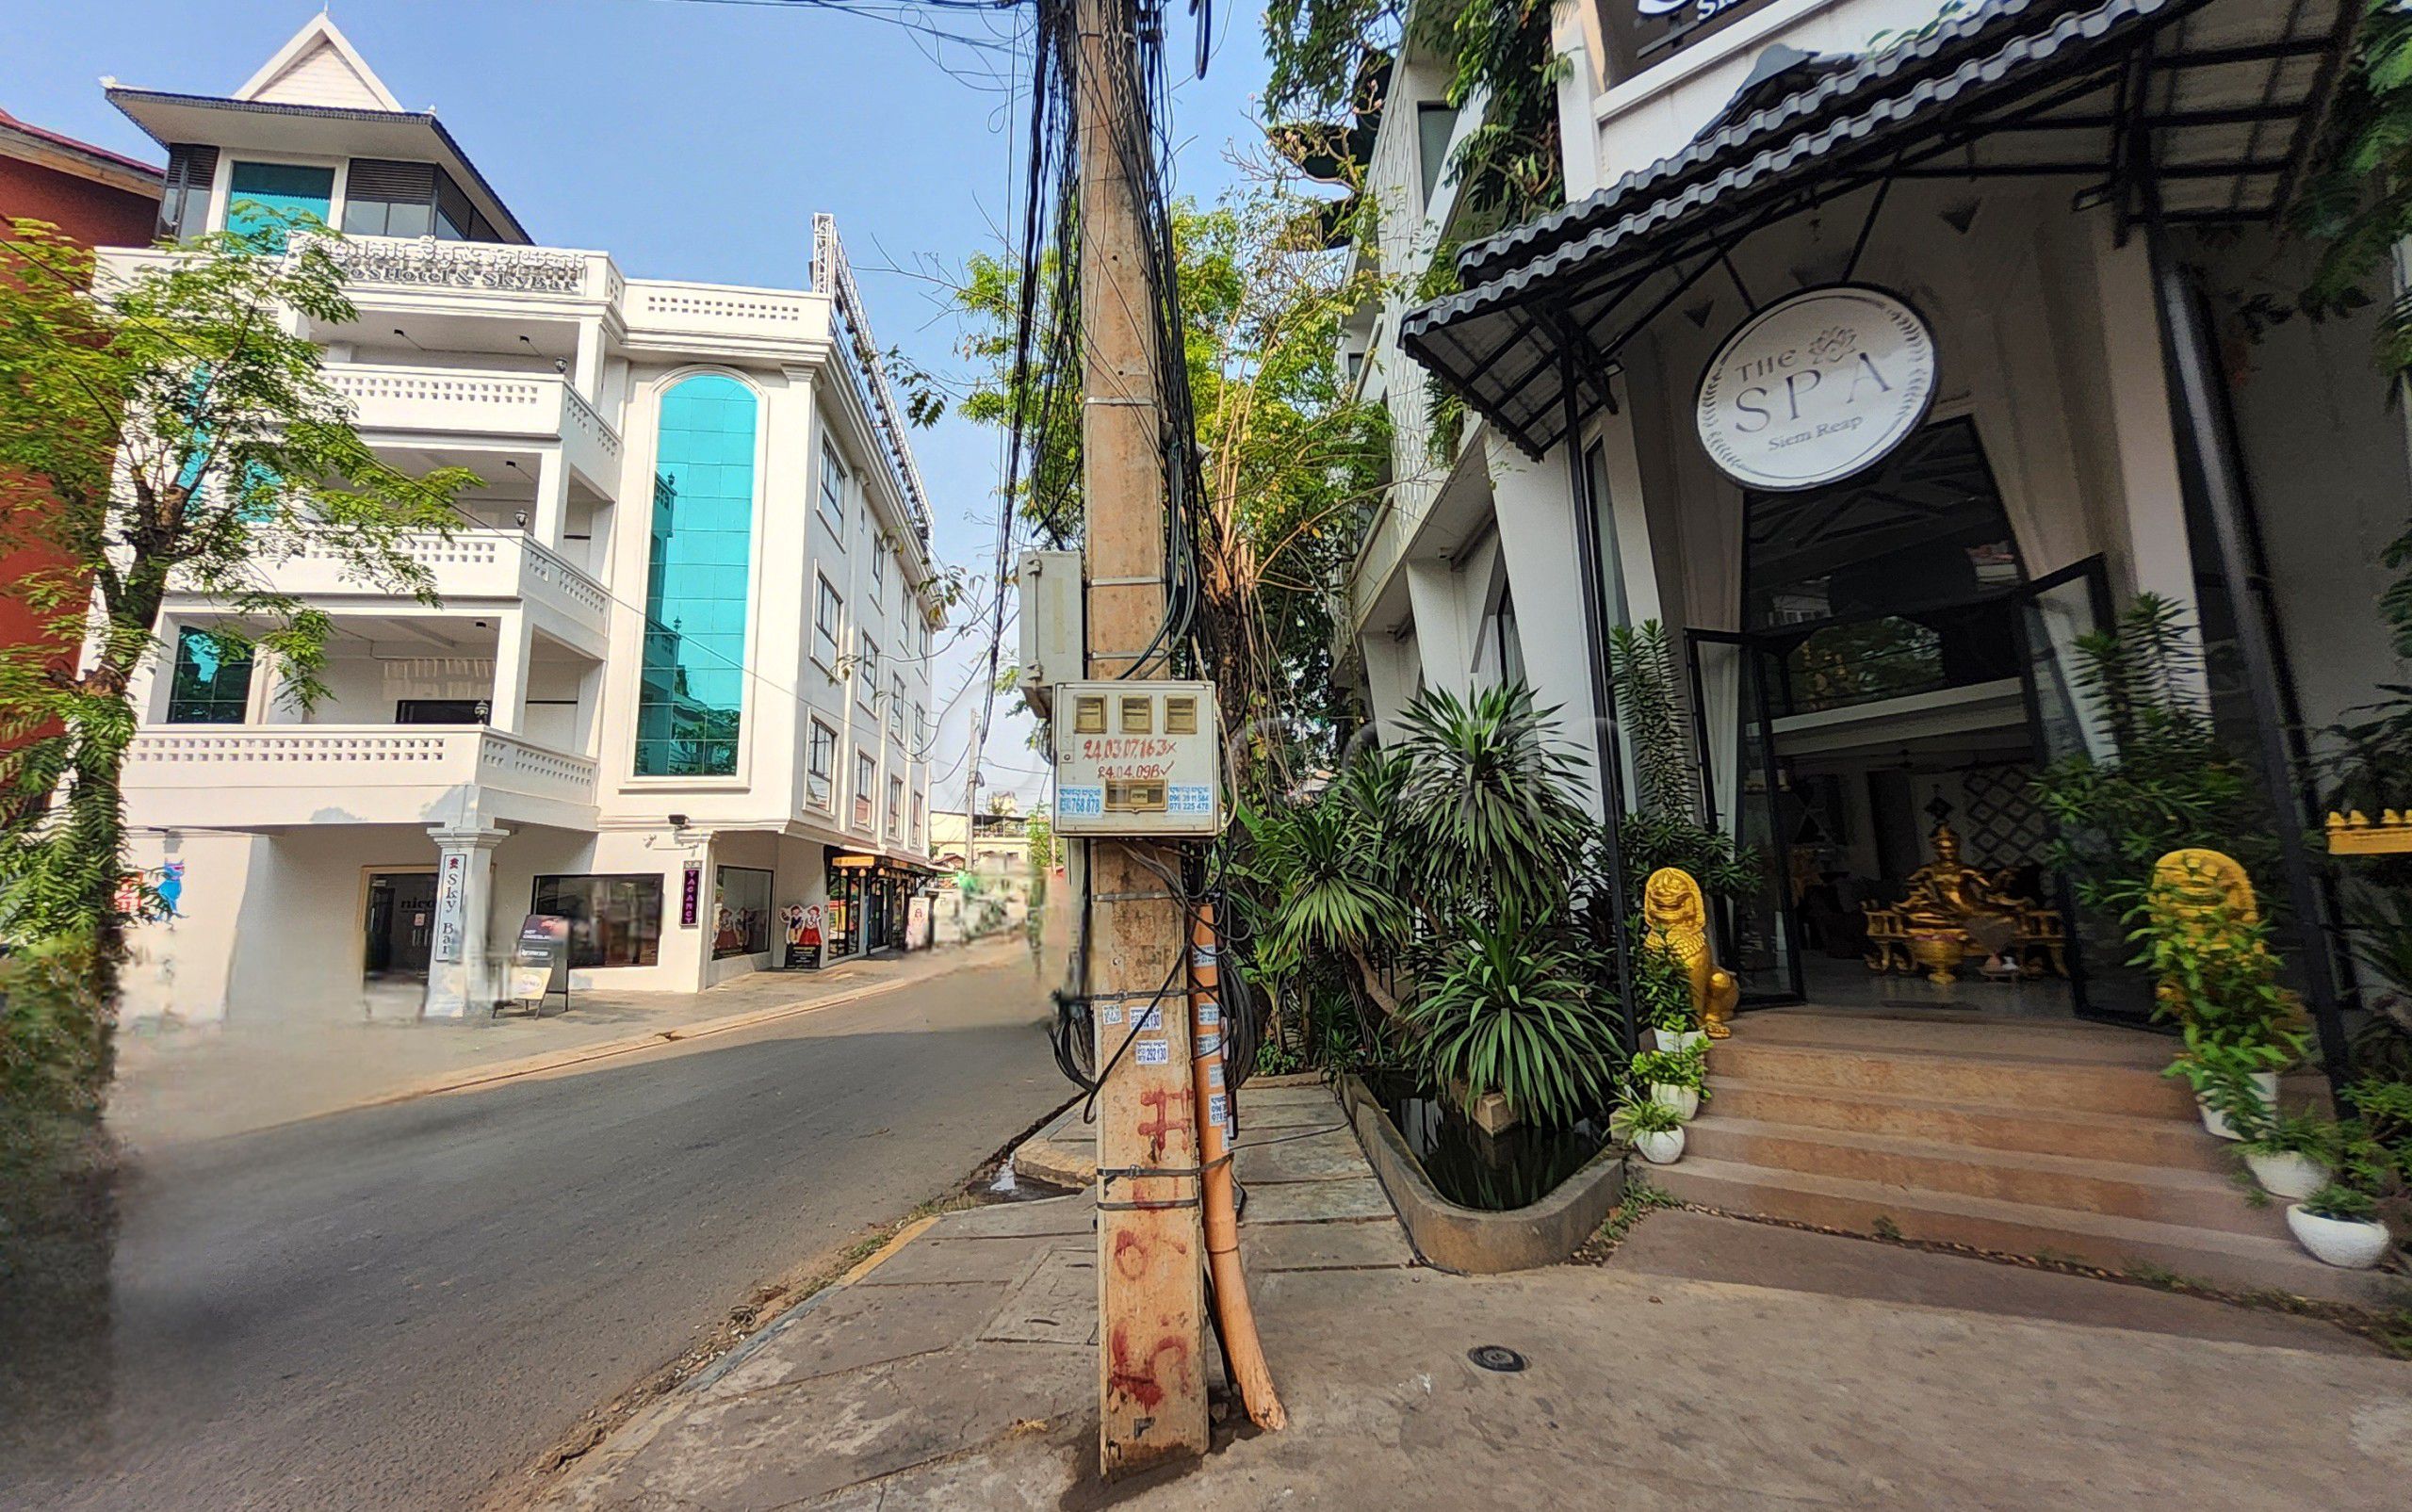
[1467,1345,1527,1373]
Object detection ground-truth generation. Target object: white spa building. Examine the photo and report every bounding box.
[101,18,941,1021]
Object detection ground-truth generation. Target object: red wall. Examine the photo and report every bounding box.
[1,153,159,684]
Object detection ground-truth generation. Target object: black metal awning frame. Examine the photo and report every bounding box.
[1408,0,2363,1081]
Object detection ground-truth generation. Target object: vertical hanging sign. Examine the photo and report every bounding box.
[681,861,703,928]
[433,852,467,964]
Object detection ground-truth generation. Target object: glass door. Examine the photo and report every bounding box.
[1687,630,1805,1004]
[2009,556,2143,1023]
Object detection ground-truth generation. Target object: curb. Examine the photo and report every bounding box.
[361,941,1020,1114]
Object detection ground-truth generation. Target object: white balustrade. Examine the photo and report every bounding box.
[123,724,596,827]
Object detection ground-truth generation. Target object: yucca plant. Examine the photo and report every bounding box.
[1393,682,1591,923]
[1398,906,1623,1128]
[1231,770,1409,1017]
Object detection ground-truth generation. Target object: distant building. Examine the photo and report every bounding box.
[97,17,943,1020]
[0,106,160,737]
[928,799,1034,890]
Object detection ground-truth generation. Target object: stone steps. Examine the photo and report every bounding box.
[1706,1077,2227,1171]
[1682,1115,2254,1229]
[1652,1156,2392,1307]
[1655,1009,2402,1307]
[1708,1038,2200,1118]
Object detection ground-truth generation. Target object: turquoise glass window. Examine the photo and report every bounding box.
[636,375,758,775]
[165,627,253,723]
[225,162,334,251]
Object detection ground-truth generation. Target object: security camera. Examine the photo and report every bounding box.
[668,813,690,830]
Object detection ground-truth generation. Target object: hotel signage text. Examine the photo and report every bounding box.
[1694,285,1936,492]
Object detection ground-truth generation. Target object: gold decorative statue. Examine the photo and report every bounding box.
[1897,821,2025,982]
[2146,848,2270,1022]
[1642,867,1740,1038]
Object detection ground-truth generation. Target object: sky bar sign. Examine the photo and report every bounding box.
[1695,285,1936,492]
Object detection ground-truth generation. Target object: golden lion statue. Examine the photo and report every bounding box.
[1642,867,1740,1038]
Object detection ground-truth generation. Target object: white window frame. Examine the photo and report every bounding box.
[857,634,879,708]
[807,718,837,811]
[818,439,848,540]
[814,573,842,670]
[854,749,875,830]
[887,775,904,838]
[889,674,904,738]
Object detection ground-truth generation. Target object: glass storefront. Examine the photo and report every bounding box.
[712,865,773,960]
[531,873,664,967]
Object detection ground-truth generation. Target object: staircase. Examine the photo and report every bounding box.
[1651,1007,2395,1306]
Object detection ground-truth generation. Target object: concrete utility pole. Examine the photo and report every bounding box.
[1076,0,1211,1475]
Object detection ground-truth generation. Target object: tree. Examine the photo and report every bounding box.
[0,215,474,1058]
[920,169,1393,793]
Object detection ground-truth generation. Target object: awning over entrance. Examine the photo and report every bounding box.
[1400,0,2355,457]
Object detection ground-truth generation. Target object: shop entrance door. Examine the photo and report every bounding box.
[365,870,437,979]
[1687,556,2122,1016]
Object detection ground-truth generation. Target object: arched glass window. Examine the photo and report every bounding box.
[636,374,758,776]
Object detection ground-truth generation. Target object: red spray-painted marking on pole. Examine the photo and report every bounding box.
[1136,1085,1192,1162]
[1107,1325,1192,1412]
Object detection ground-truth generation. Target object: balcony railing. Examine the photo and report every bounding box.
[323,364,623,492]
[122,725,597,829]
[231,528,610,644]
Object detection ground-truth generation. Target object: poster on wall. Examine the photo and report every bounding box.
[783,902,824,969]
[1695,285,1937,493]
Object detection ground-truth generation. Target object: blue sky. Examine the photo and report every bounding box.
[8,0,1274,809]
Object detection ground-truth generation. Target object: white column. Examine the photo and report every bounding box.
[490,609,532,735]
[1486,431,1605,814]
[1404,558,1474,697]
[423,825,508,1020]
[531,447,571,552]
[2090,218,2198,615]
[1359,631,1421,746]
[573,319,606,402]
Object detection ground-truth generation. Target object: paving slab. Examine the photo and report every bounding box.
[981,1244,1099,1346]
[693,1281,1009,1403]
[1232,1097,1347,1130]
[1239,1216,1417,1273]
[1607,1208,2384,1357]
[925,1194,1095,1240]
[1240,1175,1397,1225]
[1232,1127,1371,1183]
[555,1340,1091,1511]
[851,1234,1062,1287]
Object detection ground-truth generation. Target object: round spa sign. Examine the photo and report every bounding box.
[1695,285,1937,491]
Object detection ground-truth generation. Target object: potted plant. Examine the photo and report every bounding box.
[2285,1181,2394,1269]
[2239,1109,2335,1200]
[1611,1095,1687,1165]
[2168,1030,2295,1142]
[1630,1041,1707,1122]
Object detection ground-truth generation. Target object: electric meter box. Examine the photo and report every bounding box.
[1050,680,1224,837]
[1016,550,1084,720]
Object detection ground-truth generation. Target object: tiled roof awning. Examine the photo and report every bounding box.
[1399,0,2355,458]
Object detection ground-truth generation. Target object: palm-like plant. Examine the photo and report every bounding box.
[1399,907,1623,1128]
[1393,682,1591,922]
[1232,777,1408,1016]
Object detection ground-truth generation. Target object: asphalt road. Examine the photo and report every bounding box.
[10,955,1066,1512]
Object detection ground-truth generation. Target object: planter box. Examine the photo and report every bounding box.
[1338,1072,1627,1275]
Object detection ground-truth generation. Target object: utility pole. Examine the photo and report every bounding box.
[1076,0,1211,1475]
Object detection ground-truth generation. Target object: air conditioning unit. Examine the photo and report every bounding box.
[1050,680,1224,837]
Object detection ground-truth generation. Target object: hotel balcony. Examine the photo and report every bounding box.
[120,724,598,832]
[170,528,611,656]
[324,363,624,501]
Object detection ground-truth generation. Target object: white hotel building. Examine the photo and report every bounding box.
[100,18,941,1021]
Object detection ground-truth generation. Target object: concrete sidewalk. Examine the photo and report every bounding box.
[534,1081,2411,1512]
[112,936,1028,1147]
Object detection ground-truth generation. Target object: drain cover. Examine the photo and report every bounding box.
[1467,1345,1527,1373]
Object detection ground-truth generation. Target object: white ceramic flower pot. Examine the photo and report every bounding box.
[1654,1030,1707,1053]
[1651,1083,1700,1122]
[2197,1071,2279,1142]
[2285,1204,2393,1269]
[1633,1127,1686,1165]
[2244,1149,2330,1202]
